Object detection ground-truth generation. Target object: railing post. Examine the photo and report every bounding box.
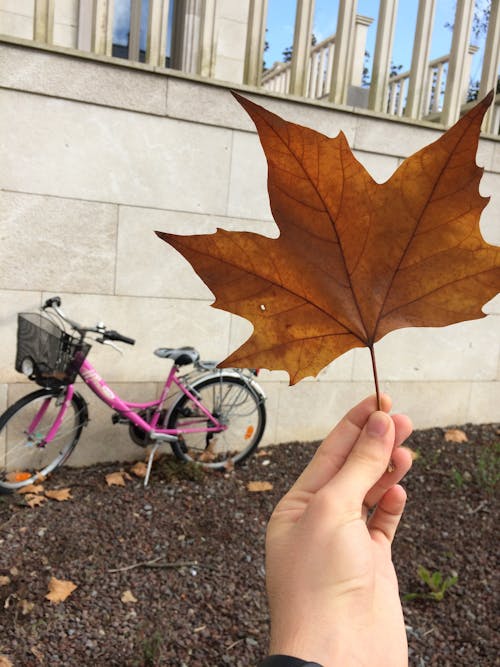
[129,0,143,61]
[329,0,357,105]
[405,0,436,119]
[368,0,398,112]
[244,0,269,86]
[33,0,55,44]
[289,0,316,96]
[479,0,500,133]
[440,0,475,126]
[79,0,114,56]
[147,0,170,66]
[199,0,216,77]
[351,14,373,86]
[171,0,203,74]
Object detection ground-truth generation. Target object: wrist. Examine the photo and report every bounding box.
[259,657,323,667]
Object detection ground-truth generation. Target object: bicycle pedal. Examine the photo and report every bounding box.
[111,413,128,425]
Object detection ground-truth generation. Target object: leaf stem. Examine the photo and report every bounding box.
[369,345,381,410]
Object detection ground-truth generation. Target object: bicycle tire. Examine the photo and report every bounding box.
[169,374,266,469]
[0,387,88,494]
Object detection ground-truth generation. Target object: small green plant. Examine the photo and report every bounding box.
[404,565,458,602]
[474,442,500,494]
[156,455,205,483]
[450,467,464,488]
[137,630,163,666]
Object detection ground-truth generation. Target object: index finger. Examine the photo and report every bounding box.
[291,394,392,496]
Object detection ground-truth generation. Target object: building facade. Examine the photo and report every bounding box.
[0,1,499,465]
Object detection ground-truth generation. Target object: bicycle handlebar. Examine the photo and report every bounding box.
[42,296,135,346]
[103,330,135,346]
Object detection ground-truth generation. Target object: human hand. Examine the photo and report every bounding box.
[265,394,413,667]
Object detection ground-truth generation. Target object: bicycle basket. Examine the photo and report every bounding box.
[15,313,90,388]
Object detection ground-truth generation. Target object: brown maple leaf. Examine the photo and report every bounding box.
[45,576,77,604]
[45,488,72,502]
[156,92,500,390]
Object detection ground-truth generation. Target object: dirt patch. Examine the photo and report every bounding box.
[0,423,498,666]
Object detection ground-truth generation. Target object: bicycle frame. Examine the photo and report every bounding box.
[28,357,226,447]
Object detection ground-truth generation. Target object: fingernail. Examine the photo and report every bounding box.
[367,411,391,438]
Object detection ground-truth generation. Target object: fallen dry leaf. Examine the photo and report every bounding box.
[444,428,469,443]
[157,92,500,388]
[247,480,273,492]
[130,461,148,478]
[121,589,137,603]
[9,567,19,577]
[17,484,44,495]
[24,494,46,508]
[0,576,10,586]
[105,471,132,487]
[19,599,35,615]
[0,655,13,667]
[45,488,72,501]
[45,576,77,604]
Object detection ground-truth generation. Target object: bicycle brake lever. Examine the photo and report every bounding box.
[102,339,124,355]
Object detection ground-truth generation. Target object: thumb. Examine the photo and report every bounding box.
[326,411,395,509]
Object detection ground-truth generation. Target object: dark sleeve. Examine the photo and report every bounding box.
[258,656,323,667]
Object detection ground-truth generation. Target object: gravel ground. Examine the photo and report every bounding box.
[0,422,498,666]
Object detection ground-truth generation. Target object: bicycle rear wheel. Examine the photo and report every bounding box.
[0,387,87,494]
[169,374,266,469]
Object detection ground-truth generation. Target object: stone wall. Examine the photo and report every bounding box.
[0,39,499,465]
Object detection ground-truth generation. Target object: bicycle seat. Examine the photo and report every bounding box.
[154,346,200,366]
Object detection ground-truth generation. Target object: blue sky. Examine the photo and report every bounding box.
[265,0,488,82]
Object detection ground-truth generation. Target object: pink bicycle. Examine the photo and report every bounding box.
[0,297,266,493]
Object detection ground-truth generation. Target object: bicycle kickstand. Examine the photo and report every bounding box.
[144,443,160,488]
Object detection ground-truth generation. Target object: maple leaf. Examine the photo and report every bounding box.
[121,589,138,603]
[24,494,46,508]
[130,461,148,478]
[247,480,273,492]
[45,488,72,502]
[17,484,44,495]
[45,576,77,604]
[444,428,468,443]
[156,92,500,390]
[105,471,131,487]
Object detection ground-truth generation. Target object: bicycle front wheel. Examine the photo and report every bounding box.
[169,374,266,469]
[0,388,87,494]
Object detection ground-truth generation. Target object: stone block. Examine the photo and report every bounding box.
[476,137,495,171]
[479,171,500,245]
[115,206,276,299]
[467,382,500,423]
[353,150,400,183]
[274,380,375,443]
[166,79,253,129]
[381,381,471,428]
[353,317,500,382]
[0,191,117,294]
[353,115,440,158]
[228,130,273,220]
[0,44,168,115]
[0,291,43,383]
[489,140,500,173]
[68,382,161,467]
[0,89,232,213]
[39,291,231,382]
